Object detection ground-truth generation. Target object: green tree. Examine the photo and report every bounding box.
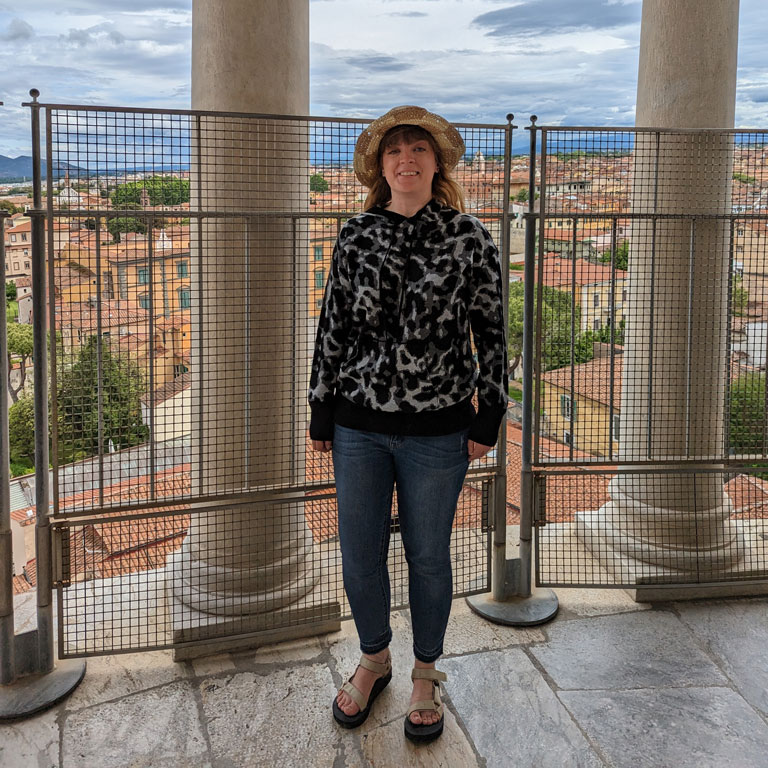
[310,173,329,193]
[108,217,147,243]
[600,239,629,271]
[508,282,586,375]
[0,199,22,215]
[6,281,17,302]
[57,335,149,463]
[729,373,766,455]
[8,393,35,466]
[514,188,529,203]
[111,176,190,208]
[6,323,34,403]
[731,275,748,316]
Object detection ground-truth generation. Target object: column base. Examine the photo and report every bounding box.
[574,506,757,594]
[167,578,341,660]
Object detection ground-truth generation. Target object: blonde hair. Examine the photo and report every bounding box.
[363,125,466,213]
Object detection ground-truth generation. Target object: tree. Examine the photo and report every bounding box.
[731,275,748,316]
[6,323,34,403]
[508,282,587,375]
[57,335,149,463]
[6,281,17,302]
[310,173,329,193]
[0,199,22,215]
[729,372,767,455]
[8,393,35,466]
[108,217,147,243]
[600,239,629,271]
[514,188,529,203]
[111,176,190,208]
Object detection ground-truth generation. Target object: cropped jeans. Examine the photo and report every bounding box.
[332,425,470,663]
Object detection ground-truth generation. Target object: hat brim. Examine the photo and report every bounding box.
[353,105,466,188]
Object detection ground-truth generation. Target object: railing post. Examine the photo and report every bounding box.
[0,90,85,722]
[467,116,559,626]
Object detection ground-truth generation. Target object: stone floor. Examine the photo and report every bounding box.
[3,588,768,767]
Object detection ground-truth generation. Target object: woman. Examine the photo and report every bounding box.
[309,105,507,744]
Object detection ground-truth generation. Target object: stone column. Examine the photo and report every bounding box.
[167,0,338,656]
[576,0,751,594]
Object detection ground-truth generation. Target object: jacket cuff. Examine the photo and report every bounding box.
[468,404,506,447]
[309,400,335,441]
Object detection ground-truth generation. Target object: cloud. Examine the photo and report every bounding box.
[386,12,428,17]
[344,53,413,72]
[473,0,641,37]
[1,17,33,41]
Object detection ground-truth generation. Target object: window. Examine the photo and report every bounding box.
[316,299,323,310]
[313,245,323,260]
[174,363,189,377]
[560,394,577,420]
[593,318,601,331]
[176,260,188,278]
[13,262,19,271]
[737,228,745,236]
[10,234,16,242]
[21,233,27,242]
[138,267,149,285]
[593,293,600,307]
[736,246,744,254]
[622,288,628,302]
[563,430,572,446]
[23,249,28,256]
[24,261,30,269]
[139,293,150,310]
[314,270,325,289]
[612,414,620,442]
[178,287,191,309]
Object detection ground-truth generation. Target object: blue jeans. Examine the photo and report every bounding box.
[332,425,470,663]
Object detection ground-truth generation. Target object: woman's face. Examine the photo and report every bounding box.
[380,137,438,200]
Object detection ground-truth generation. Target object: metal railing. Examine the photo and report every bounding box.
[526,123,768,589]
[9,95,511,658]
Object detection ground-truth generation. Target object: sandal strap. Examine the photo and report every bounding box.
[406,689,444,719]
[359,655,391,676]
[411,668,447,683]
[340,680,367,710]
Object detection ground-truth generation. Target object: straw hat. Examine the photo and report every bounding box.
[353,105,465,188]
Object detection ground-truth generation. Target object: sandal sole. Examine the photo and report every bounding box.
[332,671,392,729]
[404,717,444,744]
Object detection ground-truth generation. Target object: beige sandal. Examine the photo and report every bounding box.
[404,667,447,744]
[332,654,392,728]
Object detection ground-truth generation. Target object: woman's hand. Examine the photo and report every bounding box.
[468,440,493,462]
[311,440,333,452]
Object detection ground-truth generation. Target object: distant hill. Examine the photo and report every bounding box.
[0,155,83,181]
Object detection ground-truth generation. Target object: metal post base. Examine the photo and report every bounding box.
[466,587,559,626]
[0,660,86,721]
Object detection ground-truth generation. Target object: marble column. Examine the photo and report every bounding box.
[167,0,338,656]
[576,0,753,594]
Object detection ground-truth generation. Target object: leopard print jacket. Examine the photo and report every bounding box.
[308,199,507,445]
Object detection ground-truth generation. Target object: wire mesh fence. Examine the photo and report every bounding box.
[35,103,507,655]
[530,126,768,588]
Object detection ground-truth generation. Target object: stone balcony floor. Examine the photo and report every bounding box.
[3,587,768,767]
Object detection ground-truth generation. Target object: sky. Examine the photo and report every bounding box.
[0,0,766,158]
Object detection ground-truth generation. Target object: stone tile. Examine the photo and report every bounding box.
[361,711,480,768]
[63,680,208,767]
[554,587,652,618]
[63,649,188,711]
[191,652,237,678]
[530,611,727,690]
[442,650,602,768]
[674,598,768,717]
[560,687,768,768]
[199,664,338,766]
[243,635,324,666]
[444,598,545,655]
[327,611,414,730]
[0,708,58,768]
